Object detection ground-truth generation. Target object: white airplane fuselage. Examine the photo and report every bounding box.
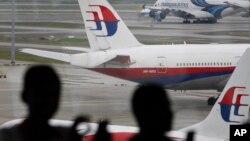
[71,44,250,91]
[156,0,232,9]
[146,0,248,21]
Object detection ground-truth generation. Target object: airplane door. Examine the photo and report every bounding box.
[157,57,167,73]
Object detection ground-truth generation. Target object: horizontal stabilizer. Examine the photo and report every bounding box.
[62,47,91,52]
[21,49,71,62]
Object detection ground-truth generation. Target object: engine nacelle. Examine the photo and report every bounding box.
[140,8,151,17]
[149,10,167,22]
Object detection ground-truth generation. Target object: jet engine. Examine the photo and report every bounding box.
[149,10,167,22]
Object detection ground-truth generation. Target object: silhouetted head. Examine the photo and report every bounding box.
[22,65,61,122]
[131,84,173,134]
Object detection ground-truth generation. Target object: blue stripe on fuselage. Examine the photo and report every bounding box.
[130,70,233,85]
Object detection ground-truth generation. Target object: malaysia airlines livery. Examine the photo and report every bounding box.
[21,0,250,102]
[140,0,250,23]
[2,48,250,141]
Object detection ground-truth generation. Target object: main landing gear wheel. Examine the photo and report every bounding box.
[207,96,218,106]
[193,19,201,23]
[183,20,191,24]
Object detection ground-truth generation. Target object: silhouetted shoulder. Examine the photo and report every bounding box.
[0,124,71,141]
[0,125,20,141]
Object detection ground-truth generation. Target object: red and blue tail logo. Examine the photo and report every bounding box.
[86,5,119,37]
[219,86,249,123]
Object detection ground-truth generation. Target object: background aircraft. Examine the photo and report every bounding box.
[2,48,250,141]
[139,0,250,23]
[21,0,250,104]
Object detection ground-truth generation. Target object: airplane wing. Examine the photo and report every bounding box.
[21,49,71,62]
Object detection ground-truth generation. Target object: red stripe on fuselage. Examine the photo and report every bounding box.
[89,67,235,79]
[84,132,134,141]
[84,132,184,141]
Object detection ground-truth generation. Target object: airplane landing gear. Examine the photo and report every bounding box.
[207,96,219,106]
[183,19,191,24]
[193,19,201,23]
[192,18,217,24]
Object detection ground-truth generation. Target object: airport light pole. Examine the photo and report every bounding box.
[11,0,16,64]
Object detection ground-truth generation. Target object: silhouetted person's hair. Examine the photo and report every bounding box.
[22,65,61,121]
[131,84,173,141]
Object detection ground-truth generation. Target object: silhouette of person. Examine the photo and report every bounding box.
[130,84,173,141]
[0,65,88,141]
[92,120,111,141]
[186,131,195,141]
[19,65,62,141]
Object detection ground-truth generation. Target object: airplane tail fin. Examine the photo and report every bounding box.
[180,48,250,139]
[78,0,142,51]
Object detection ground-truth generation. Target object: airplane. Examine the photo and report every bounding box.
[21,0,250,105]
[2,47,250,141]
[139,0,250,23]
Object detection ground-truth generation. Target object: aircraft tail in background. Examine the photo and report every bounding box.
[180,48,250,140]
[78,0,142,51]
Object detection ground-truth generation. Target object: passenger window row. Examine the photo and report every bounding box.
[177,62,233,67]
